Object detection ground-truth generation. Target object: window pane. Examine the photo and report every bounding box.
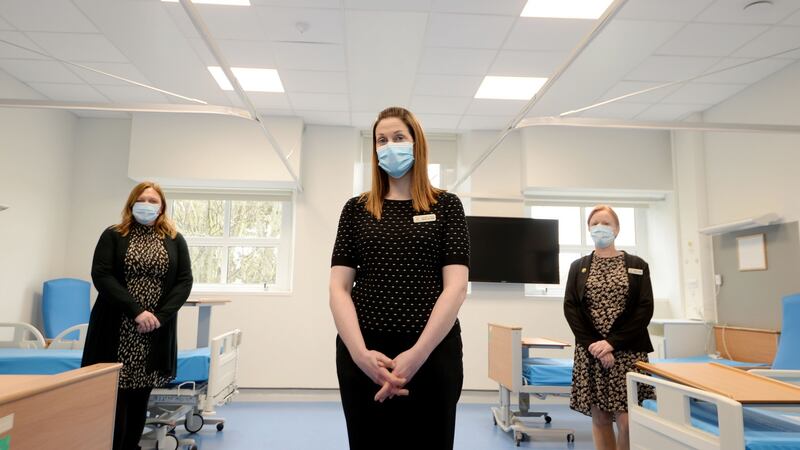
[584,206,636,247]
[532,206,581,246]
[231,201,282,239]
[428,164,441,189]
[227,247,276,285]
[188,246,223,284]
[172,200,224,237]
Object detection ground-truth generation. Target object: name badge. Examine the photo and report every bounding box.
[628,268,643,276]
[413,214,437,223]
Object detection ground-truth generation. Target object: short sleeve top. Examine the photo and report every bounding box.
[331,192,470,334]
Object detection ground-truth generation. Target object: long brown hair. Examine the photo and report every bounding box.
[361,106,443,220]
[114,181,178,239]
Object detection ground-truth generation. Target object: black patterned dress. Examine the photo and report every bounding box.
[570,253,654,416]
[117,223,173,389]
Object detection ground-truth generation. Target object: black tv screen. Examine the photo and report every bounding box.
[465,216,559,284]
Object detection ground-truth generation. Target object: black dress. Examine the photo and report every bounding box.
[332,192,470,450]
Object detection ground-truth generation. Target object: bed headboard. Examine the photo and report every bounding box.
[713,325,779,364]
[487,323,522,392]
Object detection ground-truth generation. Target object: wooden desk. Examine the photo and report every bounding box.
[0,363,121,450]
[185,298,231,347]
[522,337,571,349]
[637,361,800,404]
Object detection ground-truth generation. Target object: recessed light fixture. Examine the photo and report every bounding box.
[521,0,614,19]
[208,67,285,93]
[162,0,251,6]
[475,76,548,100]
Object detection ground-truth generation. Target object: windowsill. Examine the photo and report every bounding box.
[190,289,293,297]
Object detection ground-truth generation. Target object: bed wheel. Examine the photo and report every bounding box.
[514,431,523,446]
[492,415,497,426]
[216,422,224,431]
[155,434,179,450]
[567,433,575,443]
[190,445,198,450]
[544,415,552,424]
[185,413,205,433]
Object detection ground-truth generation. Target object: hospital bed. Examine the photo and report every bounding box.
[487,323,770,447]
[0,322,242,450]
[626,365,800,450]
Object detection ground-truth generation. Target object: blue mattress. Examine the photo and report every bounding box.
[0,348,210,383]
[522,355,769,386]
[642,399,800,450]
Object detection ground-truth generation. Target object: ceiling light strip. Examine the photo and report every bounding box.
[0,99,251,118]
[0,38,208,105]
[449,0,629,191]
[560,44,800,117]
[178,0,302,192]
[516,116,800,134]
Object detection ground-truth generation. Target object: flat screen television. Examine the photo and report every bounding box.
[465,216,559,284]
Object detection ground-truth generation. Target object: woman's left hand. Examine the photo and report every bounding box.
[588,340,614,358]
[374,347,428,402]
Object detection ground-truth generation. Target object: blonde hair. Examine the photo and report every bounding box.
[587,204,620,228]
[361,106,443,220]
[114,181,177,239]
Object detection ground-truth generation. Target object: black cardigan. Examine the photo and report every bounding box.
[563,251,654,353]
[81,226,193,378]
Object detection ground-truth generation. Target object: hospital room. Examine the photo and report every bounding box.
[2,0,800,449]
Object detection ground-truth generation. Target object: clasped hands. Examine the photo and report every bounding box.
[588,339,615,369]
[134,311,161,334]
[355,348,426,403]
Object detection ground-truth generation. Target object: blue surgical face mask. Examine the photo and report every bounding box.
[377,142,414,179]
[590,224,616,249]
[132,202,160,225]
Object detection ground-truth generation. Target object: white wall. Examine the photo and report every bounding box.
[0,70,76,326]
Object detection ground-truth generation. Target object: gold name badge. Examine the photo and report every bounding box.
[628,268,644,276]
[413,214,437,223]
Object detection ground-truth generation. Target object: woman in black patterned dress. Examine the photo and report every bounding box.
[563,205,654,450]
[82,182,193,450]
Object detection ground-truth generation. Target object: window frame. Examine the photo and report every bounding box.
[524,201,649,298]
[166,190,294,294]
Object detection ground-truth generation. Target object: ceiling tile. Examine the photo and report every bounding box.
[413,74,483,97]
[657,23,768,57]
[94,85,170,103]
[431,0,526,16]
[0,59,84,83]
[351,111,378,128]
[578,102,651,120]
[661,82,746,104]
[635,103,705,121]
[784,8,800,25]
[27,82,108,102]
[599,80,681,103]
[625,55,719,82]
[695,0,800,24]
[465,99,528,116]
[733,26,800,58]
[617,0,713,21]
[410,95,471,114]
[228,91,292,109]
[0,0,97,33]
[273,42,346,71]
[281,70,347,93]
[504,18,595,51]
[289,92,349,110]
[176,5,267,41]
[425,14,514,49]
[188,39,278,68]
[295,109,350,126]
[26,32,128,63]
[698,57,794,84]
[0,16,13,30]
[414,113,461,130]
[458,115,512,130]
[71,62,151,86]
[489,50,567,77]
[417,48,496,75]
[345,0,432,11]
[258,7,345,43]
[0,31,48,59]
[252,0,342,7]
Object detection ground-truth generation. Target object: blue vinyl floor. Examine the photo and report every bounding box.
[175,401,595,449]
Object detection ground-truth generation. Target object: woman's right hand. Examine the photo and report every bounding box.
[353,350,406,389]
[134,311,160,333]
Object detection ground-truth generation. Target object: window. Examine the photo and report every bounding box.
[169,193,293,293]
[525,203,646,297]
[428,164,442,188]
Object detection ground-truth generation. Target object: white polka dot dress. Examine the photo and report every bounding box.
[331,192,470,334]
[118,223,173,389]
